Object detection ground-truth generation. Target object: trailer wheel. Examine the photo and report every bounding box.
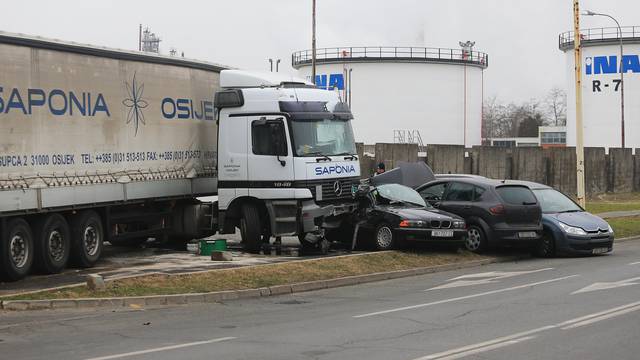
[240,204,262,253]
[0,218,34,281]
[33,214,71,274]
[70,211,104,268]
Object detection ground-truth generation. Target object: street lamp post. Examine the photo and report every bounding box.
[311,0,317,84]
[583,10,625,148]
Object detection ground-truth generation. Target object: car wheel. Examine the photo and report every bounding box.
[466,225,487,253]
[374,223,395,251]
[534,232,556,258]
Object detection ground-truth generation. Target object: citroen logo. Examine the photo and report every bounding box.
[333,180,343,196]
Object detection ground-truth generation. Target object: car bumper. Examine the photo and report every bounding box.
[491,227,542,244]
[396,228,467,244]
[556,234,614,255]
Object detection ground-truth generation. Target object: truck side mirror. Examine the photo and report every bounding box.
[269,122,287,167]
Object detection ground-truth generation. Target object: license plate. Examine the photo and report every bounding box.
[432,230,454,238]
[592,247,609,254]
[518,231,538,239]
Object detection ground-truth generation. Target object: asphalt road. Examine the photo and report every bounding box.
[2,241,640,360]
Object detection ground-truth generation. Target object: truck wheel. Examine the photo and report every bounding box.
[0,218,34,281]
[240,204,262,253]
[70,211,104,268]
[33,214,71,274]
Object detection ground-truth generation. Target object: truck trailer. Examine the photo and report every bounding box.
[0,32,360,281]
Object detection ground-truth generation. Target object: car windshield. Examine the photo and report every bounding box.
[532,188,583,213]
[374,183,428,207]
[289,119,357,157]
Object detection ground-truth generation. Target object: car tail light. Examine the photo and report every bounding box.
[489,204,505,215]
[399,220,410,228]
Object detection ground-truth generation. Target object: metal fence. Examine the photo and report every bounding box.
[292,46,489,68]
[559,26,640,49]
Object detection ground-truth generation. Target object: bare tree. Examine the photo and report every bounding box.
[545,87,567,126]
[483,97,548,141]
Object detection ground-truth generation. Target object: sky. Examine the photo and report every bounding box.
[1,0,638,103]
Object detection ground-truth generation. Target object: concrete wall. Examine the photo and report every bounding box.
[470,146,512,180]
[585,148,607,195]
[374,143,418,173]
[425,145,465,174]
[358,143,638,195]
[608,148,634,193]
[512,147,546,184]
[547,147,577,196]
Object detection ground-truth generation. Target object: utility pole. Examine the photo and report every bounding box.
[311,0,317,85]
[574,0,586,208]
[138,24,142,51]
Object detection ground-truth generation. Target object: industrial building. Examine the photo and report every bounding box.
[560,26,640,150]
[292,45,488,147]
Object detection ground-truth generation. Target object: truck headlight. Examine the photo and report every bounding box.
[559,222,587,236]
[453,220,465,229]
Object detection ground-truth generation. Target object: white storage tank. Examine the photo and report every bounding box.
[292,46,488,146]
[560,26,640,149]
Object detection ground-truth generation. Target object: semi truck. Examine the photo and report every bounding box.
[0,32,360,281]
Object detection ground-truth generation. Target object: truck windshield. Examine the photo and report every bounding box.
[289,119,357,157]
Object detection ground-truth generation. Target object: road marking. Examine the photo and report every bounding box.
[572,276,640,294]
[413,335,539,360]
[629,261,640,265]
[85,337,236,360]
[559,301,640,330]
[353,275,578,318]
[426,268,554,291]
[411,300,640,360]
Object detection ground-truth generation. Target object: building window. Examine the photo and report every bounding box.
[540,132,566,145]
[493,140,516,148]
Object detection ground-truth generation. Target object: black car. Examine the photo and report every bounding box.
[416,177,542,252]
[353,183,467,250]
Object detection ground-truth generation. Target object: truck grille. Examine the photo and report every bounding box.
[302,177,361,203]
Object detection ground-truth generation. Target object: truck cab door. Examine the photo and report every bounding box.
[247,116,295,199]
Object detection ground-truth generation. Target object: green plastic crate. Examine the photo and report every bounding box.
[199,239,227,256]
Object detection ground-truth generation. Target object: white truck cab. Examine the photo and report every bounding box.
[215,70,361,252]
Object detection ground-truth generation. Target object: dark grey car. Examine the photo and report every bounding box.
[416,177,543,252]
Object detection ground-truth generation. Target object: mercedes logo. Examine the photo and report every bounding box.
[333,180,343,196]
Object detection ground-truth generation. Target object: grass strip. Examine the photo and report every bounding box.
[587,193,640,214]
[609,216,640,239]
[4,250,486,301]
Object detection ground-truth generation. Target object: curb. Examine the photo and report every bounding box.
[615,235,640,243]
[0,257,518,312]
